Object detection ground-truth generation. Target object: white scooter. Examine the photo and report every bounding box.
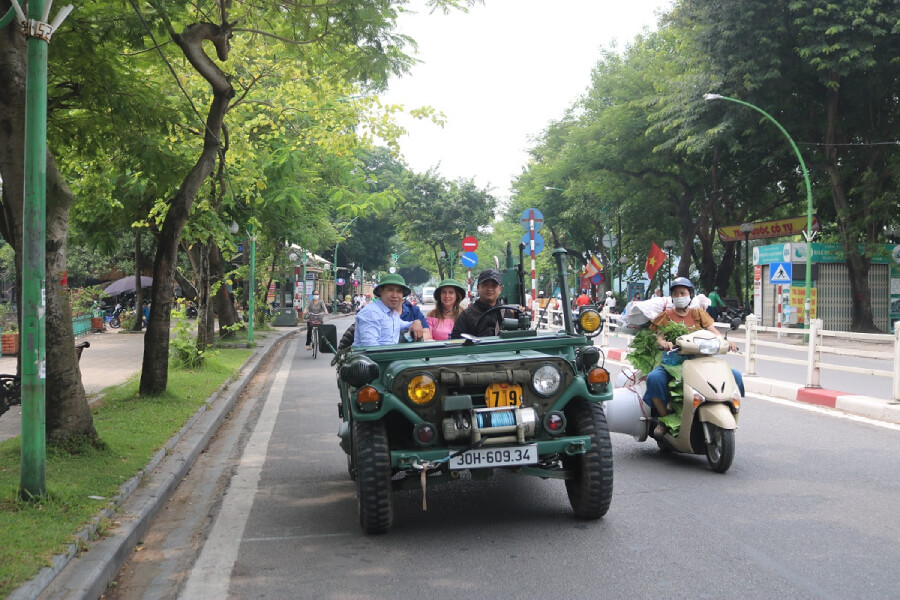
[605,328,741,473]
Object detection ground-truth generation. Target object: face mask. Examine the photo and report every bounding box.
[672,296,690,309]
[313,295,319,300]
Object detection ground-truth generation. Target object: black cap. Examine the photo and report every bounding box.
[477,268,503,286]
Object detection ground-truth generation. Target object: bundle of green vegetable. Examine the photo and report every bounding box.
[627,321,693,435]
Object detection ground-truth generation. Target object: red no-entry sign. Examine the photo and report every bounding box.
[462,236,478,251]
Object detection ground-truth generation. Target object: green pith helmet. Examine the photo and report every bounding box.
[434,278,466,303]
[373,273,411,297]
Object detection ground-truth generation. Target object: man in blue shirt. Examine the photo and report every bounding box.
[401,299,429,329]
[354,273,425,346]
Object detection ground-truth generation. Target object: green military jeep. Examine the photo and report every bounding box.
[332,249,614,534]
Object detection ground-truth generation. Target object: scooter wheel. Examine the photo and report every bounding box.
[705,425,735,473]
[109,317,120,329]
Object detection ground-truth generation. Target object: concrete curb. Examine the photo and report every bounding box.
[11,328,300,600]
[603,348,899,424]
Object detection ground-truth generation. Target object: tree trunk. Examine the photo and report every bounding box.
[195,240,215,351]
[210,243,240,337]
[46,157,99,442]
[824,82,878,332]
[1,23,97,442]
[140,21,235,395]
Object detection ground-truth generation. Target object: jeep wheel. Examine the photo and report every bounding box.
[563,399,614,519]
[353,420,393,534]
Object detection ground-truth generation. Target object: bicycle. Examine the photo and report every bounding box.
[308,319,323,359]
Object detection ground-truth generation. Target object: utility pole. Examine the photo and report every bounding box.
[3,0,74,499]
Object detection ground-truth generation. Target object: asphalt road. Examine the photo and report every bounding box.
[109,316,900,599]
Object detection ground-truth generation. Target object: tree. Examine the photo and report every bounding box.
[0,11,98,443]
[672,0,900,330]
[394,169,496,280]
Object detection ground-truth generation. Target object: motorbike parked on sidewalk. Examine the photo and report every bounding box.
[337,300,354,315]
[108,303,125,329]
[605,327,741,473]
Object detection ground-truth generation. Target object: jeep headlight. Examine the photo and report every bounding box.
[697,338,722,355]
[532,364,562,397]
[407,374,437,405]
[577,309,602,334]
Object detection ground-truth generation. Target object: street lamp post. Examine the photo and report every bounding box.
[704,93,815,328]
[663,240,675,291]
[740,223,754,314]
[333,217,359,314]
[618,256,628,297]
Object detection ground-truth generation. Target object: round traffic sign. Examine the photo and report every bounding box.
[461,251,478,268]
[521,231,545,255]
[337,277,346,285]
[602,233,617,248]
[591,273,605,285]
[519,208,544,232]
[462,236,478,251]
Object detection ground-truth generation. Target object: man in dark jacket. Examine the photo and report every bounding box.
[450,268,506,338]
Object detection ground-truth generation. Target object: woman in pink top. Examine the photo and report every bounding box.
[426,278,466,340]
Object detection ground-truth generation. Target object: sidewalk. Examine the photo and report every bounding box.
[602,330,900,424]
[0,328,153,443]
[4,322,303,600]
[0,323,296,444]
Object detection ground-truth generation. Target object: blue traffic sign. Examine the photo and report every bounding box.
[769,261,792,284]
[461,251,478,268]
[519,208,544,232]
[521,231,545,255]
[591,273,605,285]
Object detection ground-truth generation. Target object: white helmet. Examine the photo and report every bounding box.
[605,291,613,297]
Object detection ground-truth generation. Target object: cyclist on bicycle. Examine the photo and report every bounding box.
[305,292,328,350]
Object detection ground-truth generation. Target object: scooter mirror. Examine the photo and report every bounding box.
[729,317,742,331]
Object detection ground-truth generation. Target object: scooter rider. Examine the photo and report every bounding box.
[643,277,744,438]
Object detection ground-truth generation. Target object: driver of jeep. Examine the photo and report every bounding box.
[354,273,424,346]
[450,268,509,339]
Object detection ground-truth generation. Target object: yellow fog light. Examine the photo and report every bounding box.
[407,374,437,405]
[578,309,602,333]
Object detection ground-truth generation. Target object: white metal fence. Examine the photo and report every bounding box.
[536,307,900,402]
[743,315,900,402]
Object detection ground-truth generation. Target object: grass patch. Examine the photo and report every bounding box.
[0,349,251,597]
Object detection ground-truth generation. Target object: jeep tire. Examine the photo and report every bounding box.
[563,399,614,519]
[353,420,393,534]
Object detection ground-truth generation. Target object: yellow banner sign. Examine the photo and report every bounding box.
[718,215,821,242]
[788,286,817,322]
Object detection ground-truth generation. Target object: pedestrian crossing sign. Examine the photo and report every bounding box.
[769,261,792,284]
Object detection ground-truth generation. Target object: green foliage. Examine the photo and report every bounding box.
[68,285,104,316]
[628,329,662,375]
[0,301,17,333]
[658,321,692,344]
[169,301,210,369]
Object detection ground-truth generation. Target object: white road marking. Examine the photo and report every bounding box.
[242,533,352,542]
[746,392,900,431]
[180,341,299,598]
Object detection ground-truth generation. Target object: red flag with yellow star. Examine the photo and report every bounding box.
[645,242,666,279]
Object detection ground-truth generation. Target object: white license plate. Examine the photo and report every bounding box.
[448,444,538,470]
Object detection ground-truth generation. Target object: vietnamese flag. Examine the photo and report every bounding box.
[645,242,666,279]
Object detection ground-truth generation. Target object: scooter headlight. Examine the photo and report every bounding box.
[697,338,723,355]
[532,364,562,397]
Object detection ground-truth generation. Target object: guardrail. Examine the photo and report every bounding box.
[537,307,900,402]
[744,315,900,402]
